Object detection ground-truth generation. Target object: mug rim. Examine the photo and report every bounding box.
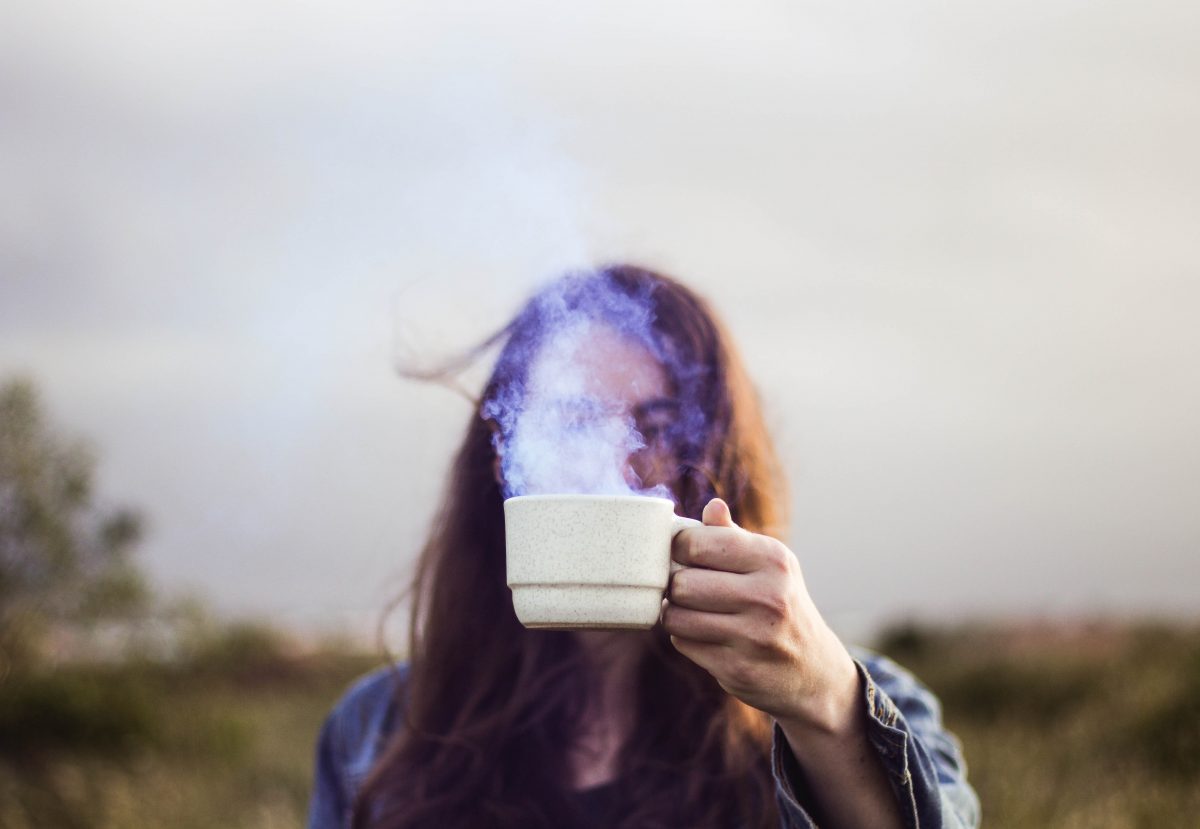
[504,493,675,507]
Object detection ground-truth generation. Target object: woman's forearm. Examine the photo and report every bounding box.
[775,669,906,829]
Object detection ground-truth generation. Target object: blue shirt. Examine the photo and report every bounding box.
[307,647,980,828]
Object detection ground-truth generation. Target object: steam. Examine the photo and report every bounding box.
[482,271,703,501]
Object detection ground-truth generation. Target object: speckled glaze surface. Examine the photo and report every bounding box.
[504,494,700,629]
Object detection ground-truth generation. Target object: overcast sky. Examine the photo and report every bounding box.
[2,1,1197,642]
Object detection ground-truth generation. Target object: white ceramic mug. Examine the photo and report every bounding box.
[504,494,702,629]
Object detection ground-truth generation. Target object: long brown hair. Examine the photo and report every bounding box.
[353,265,788,828]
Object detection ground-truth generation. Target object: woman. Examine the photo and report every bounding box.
[308,265,980,829]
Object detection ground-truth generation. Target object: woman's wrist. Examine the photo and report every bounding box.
[774,647,862,741]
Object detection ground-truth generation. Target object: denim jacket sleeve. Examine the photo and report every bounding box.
[307,664,407,829]
[771,648,980,829]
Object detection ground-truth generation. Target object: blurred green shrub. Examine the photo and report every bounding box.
[875,618,944,663]
[876,619,1113,724]
[0,377,149,668]
[933,661,1104,725]
[0,667,161,756]
[173,618,310,686]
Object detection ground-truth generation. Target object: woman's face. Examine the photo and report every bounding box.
[524,323,681,494]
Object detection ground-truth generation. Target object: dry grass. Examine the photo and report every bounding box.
[2,619,1198,827]
[876,619,1200,828]
[0,627,380,829]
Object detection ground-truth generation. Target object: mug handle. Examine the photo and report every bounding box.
[668,516,703,574]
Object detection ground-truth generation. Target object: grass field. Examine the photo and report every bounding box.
[876,620,1200,828]
[0,623,379,829]
[2,620,1198,828]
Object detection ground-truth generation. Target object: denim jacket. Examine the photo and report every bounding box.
[307,647,980,828]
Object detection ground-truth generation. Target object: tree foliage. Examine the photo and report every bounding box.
[0,377,148,666]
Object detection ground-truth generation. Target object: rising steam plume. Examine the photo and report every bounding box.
[482,270,705,502]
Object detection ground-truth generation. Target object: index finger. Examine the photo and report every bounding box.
[671,526,758,573]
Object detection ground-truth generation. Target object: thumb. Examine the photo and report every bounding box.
[702,498,737,528]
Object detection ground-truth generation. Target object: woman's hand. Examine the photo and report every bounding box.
[665,499,907,828]
[663,498,860,736]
